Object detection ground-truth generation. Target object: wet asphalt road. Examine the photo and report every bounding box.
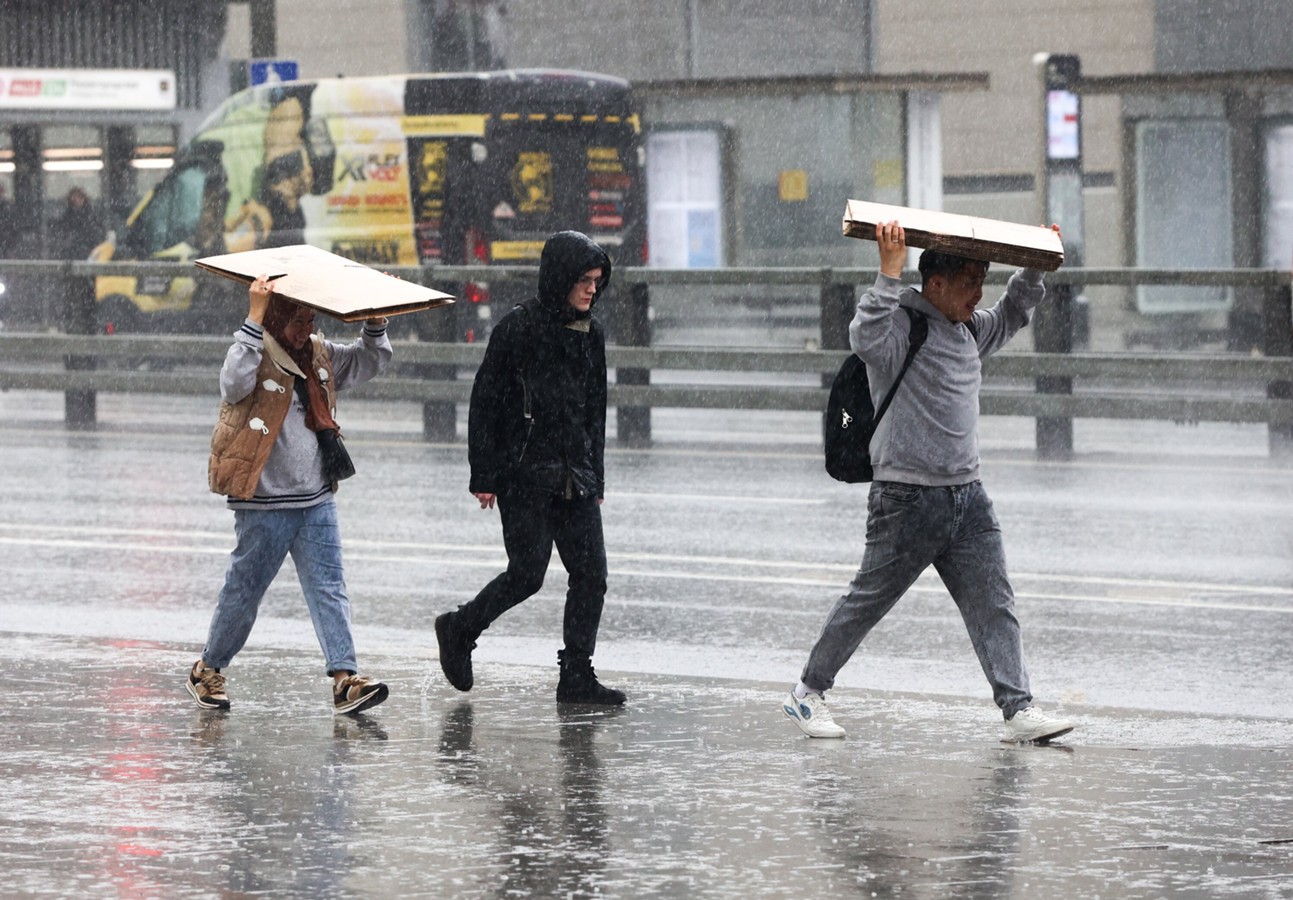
[2,388,1292,896]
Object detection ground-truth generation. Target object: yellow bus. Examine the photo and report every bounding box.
[94,69,644,339]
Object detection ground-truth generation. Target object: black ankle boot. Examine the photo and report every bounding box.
[556,650,626,705]
[435,612,478,692]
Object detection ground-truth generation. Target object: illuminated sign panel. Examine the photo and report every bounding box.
[0,68,176,110]
[1046,89,1081,161]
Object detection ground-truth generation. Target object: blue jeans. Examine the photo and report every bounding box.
[801,480,1033,719]
[203,498,358,675]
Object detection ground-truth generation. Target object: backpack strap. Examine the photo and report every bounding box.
[870,306,928,431]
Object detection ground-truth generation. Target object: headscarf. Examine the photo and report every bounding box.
[261,294,340,435]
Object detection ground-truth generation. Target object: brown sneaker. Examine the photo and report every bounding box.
[333,673,389,715]
[186,659,230,710]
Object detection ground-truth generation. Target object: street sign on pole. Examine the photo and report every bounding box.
[248,59,298,87]
[1033,52,1085,460]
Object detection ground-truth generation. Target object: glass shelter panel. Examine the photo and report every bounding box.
[1263,121,1293,272]
[1135,118,1233,314]
[644,91,905,267]
[647,129,722,268]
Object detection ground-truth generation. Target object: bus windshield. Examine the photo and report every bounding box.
[126,163,208,258]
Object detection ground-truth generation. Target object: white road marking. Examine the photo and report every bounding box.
[2,524,1291,614]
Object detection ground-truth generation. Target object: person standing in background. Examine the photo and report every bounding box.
[52,187,104,260]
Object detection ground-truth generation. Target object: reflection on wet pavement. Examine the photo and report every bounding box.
[4,394,1293,894]
[2,634,1290,897]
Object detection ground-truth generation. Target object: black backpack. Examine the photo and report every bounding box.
[824,306,928,483]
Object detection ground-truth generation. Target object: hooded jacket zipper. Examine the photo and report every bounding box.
[516,374,534,462]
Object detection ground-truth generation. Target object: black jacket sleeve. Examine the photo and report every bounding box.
[467,313,521,494]
[588,325,607,497]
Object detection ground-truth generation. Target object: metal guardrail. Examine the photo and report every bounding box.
[1,258,1289,287]
[8,331,1293,380]
[4,333,1293,444]
[1,259,1290,454]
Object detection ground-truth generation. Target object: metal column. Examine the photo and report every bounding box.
[1034,53,1085,460]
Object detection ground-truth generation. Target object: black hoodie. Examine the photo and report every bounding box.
[468,231,612,498]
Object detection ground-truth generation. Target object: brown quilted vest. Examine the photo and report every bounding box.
[208,333,338,500]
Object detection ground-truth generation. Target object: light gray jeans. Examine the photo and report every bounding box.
[801,480,1033,719]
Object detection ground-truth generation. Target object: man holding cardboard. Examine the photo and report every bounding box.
[783,220,1075,743]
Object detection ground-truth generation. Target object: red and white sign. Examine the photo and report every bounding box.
[0,68,176,111]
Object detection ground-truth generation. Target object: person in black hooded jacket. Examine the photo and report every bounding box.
[434,230,626,705]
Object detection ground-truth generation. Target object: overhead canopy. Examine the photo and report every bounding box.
[1073,68,1293,95]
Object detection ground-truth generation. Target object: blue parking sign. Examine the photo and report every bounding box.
[249,59,299,86]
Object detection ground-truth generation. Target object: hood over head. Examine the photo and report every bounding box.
[536,230,612,322]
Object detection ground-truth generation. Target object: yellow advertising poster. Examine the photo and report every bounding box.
[301,78,418,266]
[511,151,553,214]
[410,139,447,261]
[414,140,446,220]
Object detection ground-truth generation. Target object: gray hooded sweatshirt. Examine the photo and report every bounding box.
[851,268,1046,486]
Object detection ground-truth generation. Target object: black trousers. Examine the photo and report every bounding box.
[456,488,608,658]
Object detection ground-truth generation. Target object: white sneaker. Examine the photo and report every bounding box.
[782,689,846,739]
[1002,706,1074,743]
